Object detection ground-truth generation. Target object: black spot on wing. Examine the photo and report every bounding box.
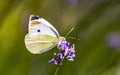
[30,15,41,20]
[37,29,40,32]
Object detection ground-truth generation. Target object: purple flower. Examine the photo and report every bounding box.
[65,0,78,6]
[48,40,75,66]
[106,33,120,48]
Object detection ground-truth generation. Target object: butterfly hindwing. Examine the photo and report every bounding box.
[25,34,58,54]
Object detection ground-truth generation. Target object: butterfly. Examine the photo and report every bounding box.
[24,15,65,54]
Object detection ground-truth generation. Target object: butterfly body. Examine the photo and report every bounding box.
[25,15,65,54]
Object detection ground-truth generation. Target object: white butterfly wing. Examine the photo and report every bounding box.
[25,34,58,54]
[28,15,60,38]
[24,15,62,54]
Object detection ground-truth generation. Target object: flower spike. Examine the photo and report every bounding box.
[48,40,75,66]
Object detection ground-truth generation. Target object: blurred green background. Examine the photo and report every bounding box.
[0,0,120,75]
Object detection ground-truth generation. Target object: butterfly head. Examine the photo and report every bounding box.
[59,37,65,42]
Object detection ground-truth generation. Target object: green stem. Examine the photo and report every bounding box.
[54,66,60,75]
[54,58,64,75]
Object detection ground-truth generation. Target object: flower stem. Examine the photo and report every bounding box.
[54,66,60,75]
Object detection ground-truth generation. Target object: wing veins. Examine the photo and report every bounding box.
[27,41,54,44]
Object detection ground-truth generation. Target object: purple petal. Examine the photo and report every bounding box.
[58,41,70,50]
[106,33,120,48]
[48,58,54,64]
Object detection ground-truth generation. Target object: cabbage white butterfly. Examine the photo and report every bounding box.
[25,15,65,54]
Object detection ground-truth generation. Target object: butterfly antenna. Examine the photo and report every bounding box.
[65,27,80,41]
[67,37,80,40]
[65,27,75,37]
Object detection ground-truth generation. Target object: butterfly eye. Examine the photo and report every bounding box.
[37,29,40,32]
